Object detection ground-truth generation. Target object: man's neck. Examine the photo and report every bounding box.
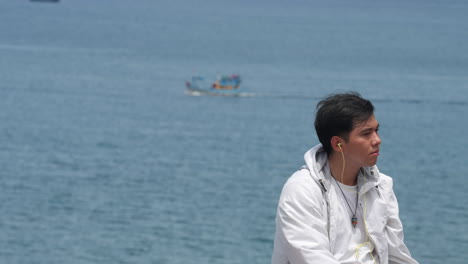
[328,152,360,186]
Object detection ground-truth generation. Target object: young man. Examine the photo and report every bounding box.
[272,92,418,264]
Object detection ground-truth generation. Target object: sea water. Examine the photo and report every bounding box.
[0,0,467,263]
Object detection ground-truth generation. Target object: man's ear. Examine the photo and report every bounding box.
[330,136,343,152]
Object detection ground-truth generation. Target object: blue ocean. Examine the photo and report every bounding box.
[1,0,467,263]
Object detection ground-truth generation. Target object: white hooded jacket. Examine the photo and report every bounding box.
[272,145,418,264]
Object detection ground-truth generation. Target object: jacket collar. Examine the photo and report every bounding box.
[304,144,381,195]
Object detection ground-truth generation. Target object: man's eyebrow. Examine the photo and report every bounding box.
[359,123,379,133]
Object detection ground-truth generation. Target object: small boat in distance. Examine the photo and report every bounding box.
[185,75,243,96]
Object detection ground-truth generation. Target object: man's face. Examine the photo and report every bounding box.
[344,114,381,169]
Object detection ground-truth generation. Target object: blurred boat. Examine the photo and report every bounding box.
[185,75,243,96]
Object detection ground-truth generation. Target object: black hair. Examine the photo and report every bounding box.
[314,92,374,155]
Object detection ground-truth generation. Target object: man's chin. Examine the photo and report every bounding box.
[367,159,378,167]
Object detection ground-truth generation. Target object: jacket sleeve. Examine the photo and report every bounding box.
[275,173,340,264]
[385,179,419,264]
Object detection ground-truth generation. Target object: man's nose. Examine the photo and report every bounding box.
[373,133,381,146]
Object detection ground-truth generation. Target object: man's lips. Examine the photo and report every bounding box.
[371,150,380,156]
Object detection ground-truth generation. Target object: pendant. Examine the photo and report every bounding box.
[351,214,358,228]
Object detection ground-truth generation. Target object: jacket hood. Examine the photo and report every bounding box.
[304,144,328,180]
[304,144,382,195]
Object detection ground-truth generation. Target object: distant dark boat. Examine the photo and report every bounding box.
[30,0,60,3]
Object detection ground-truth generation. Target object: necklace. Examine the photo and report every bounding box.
[333,177,359,228]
